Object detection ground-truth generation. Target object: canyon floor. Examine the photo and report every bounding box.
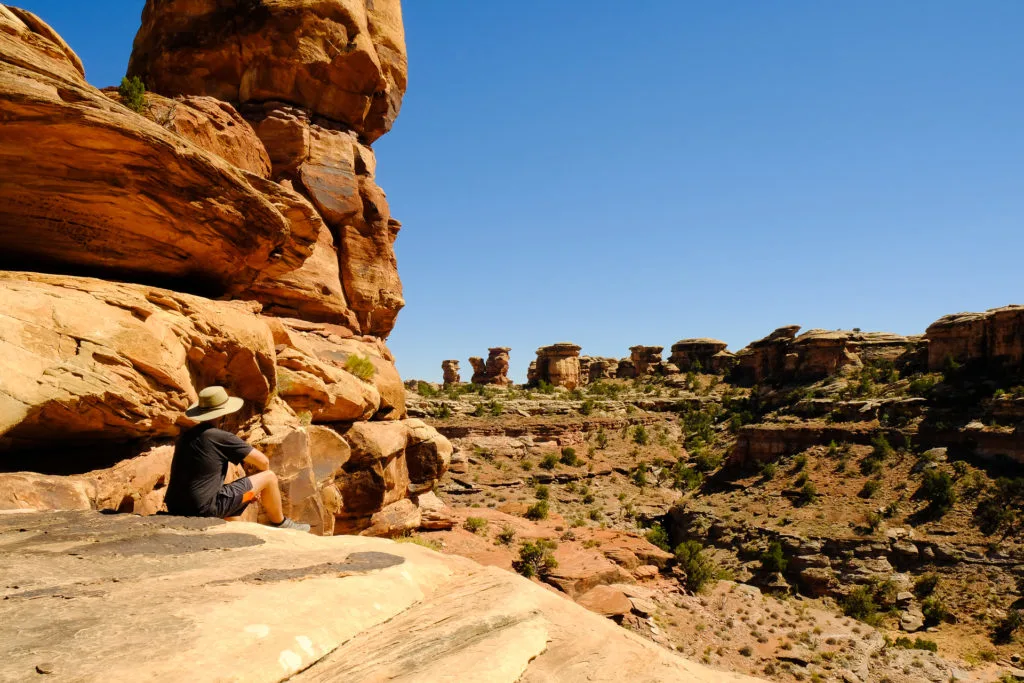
[403,371,1024,683]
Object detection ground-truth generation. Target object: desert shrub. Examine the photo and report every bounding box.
[633,425,650,446]
[539,453,559,470]
[794,472,809,487]
[739,645,752,657]
[488,401,503,417]
[760,462,777,480]
[974,477,1024,536]
[906,373,939,397]
[496,526,516,546]
[675,540,720,593]
[560,447,579,466]
[472,404,486,417]
[463,517,487,534]
[796,481,818,506]
[919,468,957,517]
[914,573,939,598]
[865,511,883,532]
[645,523,671,552]
[631,462,650,487]
[859,480,881,498]
[579,399,596,416]
[432,403,453,419]
[296,410,313,427]
[992,609,1023,645]
[416,381,439,397]
[672,463,703,491]
[118,76,146,113]
[760,541,788,574]
[793,454,808,472]
[534,484,550,500]
[692,448,723,473]
[842,585,881,625]
[395,533,441,551]
[344,354,376,381]
[513,539,558,579]
[524,500,550,521]
[892,636,937,652]
[588,507,603,521]
[536,380,555,394]
[922,596,951,625]
[595,428,609,449]
[871,433,895,459]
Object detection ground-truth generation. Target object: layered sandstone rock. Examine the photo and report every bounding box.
[629,346,664,377]
[103,90,272,177]
[0,9,322,297]
[581,356,619,383]
[470,348,512,386]
[924,305,1024,372]
[0,273,276,450]
[442,360,461,386]
[732,326,801,385]
[533,343,583,389]
[669,339,731,373]
[128,0,408,143]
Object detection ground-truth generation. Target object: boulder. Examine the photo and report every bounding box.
[0,10,321,298]
[576,585,633,618]
[0,273,275,451]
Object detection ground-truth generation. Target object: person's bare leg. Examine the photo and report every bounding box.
[246,470,285,525]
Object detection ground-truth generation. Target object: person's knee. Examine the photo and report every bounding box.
[250,470,277,492]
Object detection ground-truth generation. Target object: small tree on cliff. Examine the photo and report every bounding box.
[118,76,146,113]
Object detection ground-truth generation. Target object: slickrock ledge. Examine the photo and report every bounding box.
[0,511,759,683]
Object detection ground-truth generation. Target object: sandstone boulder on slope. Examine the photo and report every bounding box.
[128,0,408,143]
[0,7,322,297]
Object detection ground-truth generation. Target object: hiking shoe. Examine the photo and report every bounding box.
[272,517,311,532]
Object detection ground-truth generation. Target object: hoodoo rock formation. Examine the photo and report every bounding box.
[442,360,461,386]
[581,356,619,383]
[532,343,583,389]
[470,348,512,386]
[0,2,449,538]
[629,345,665,378]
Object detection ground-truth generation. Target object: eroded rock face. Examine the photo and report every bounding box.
[581,356,619,383]
[128,0,408,143]
[533,343,583,389]
[0,273,276,450]
[470,348,512,386]
[442,360,461,386]
[669,339,730,373]
[925,305,1024,372]
[0,9,321,298]
[629,346,664,377]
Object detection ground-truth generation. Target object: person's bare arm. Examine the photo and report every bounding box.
[243,449,270,472]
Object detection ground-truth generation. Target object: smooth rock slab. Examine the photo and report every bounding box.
[0,511,760,683]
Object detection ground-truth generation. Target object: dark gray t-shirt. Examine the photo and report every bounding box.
[165,424,253,516]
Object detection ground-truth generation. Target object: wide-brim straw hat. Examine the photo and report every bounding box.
[185,386,244,422]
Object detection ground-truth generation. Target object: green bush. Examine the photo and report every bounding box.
[793,454,808,472]
[992,609,1023,645]
[580,399,596,416]
[692,448,723,473]
[871,433,895,459]
[892,636,938,652]
[432,403,453,419]
[922,596,951,625]
[842,585,881,625]
[919,468,957,517]
[859,480,881,498]
[633,425,650,446]
[539,453,559,470]
[914,573,939,598]
[974,477,1024,536]
[524,500,549,521]
[760,462,777,480]
[631,462,650,487]
[496,526,516,546]
[595,428,609,449]
[344,354,376,381]
[674,540,720,593]
[760,541,788,574]
[796,481,818,506]
[645,523,671,552]
[416,381,439,397]
[488,401,503,417]
[794,472,809,487]
[463,517,487,534]
[534,484,550,500]
[672,463,703,490]
[513,539,558,579]
[118,75,146,113]
[560,447,579,466]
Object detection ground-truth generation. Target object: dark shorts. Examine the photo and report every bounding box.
[213,477,255,518]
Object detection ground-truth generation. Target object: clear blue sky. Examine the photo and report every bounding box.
[19,1,1024,382]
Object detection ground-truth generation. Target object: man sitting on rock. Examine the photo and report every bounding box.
[165,386,310,532]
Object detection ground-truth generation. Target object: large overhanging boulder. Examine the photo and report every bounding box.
[0,273,276,451]
[128,0,408,143]
[0,6,322,298]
